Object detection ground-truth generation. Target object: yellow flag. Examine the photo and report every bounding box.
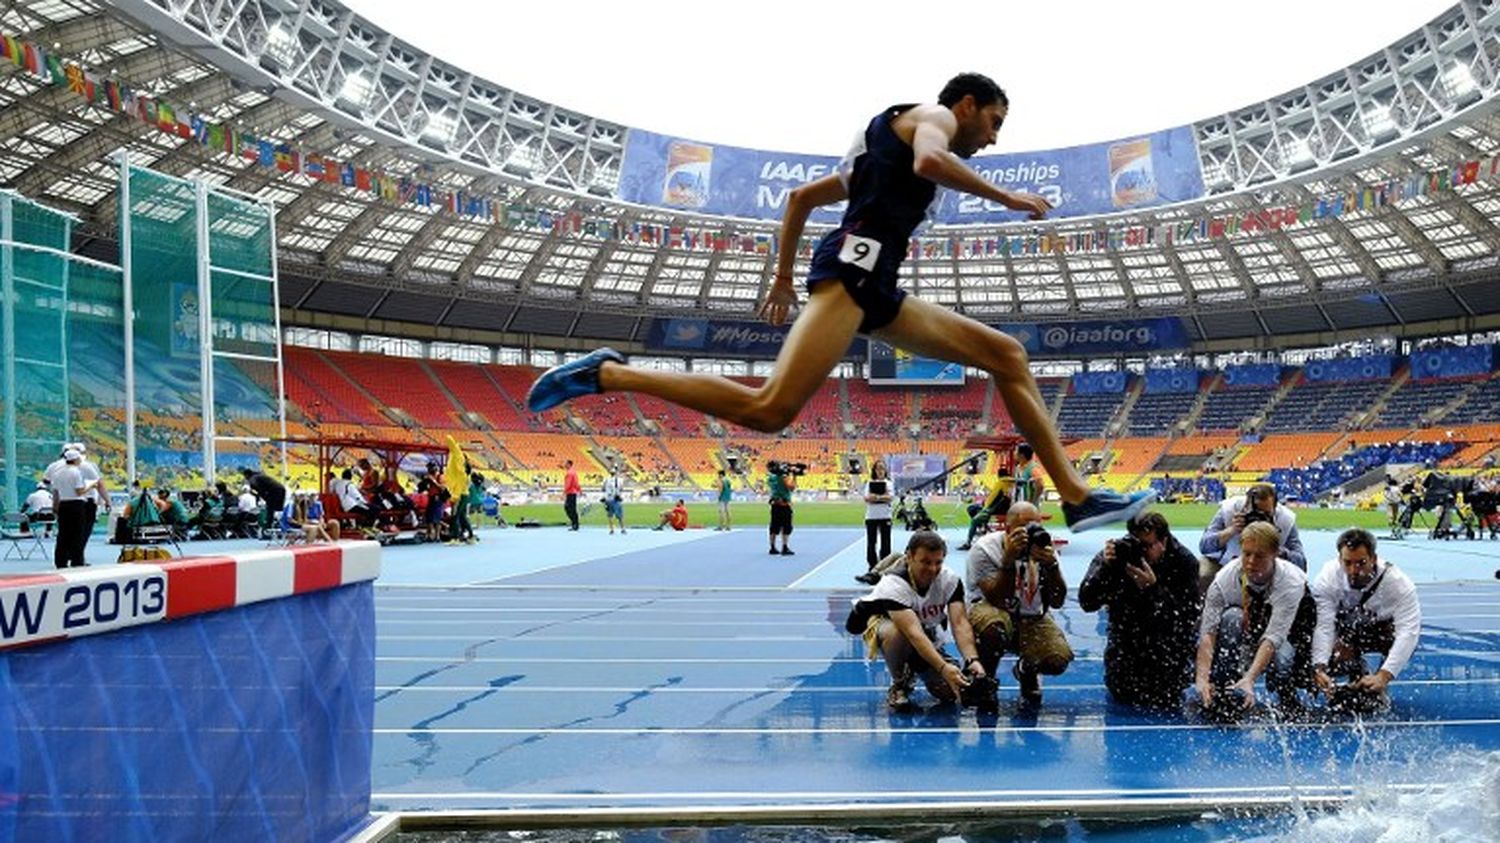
[444,435,467,493]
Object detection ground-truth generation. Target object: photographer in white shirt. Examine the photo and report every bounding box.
[1310,528,1421,702]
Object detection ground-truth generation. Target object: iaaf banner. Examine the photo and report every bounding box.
[645,317,867,358]
[1005,317,1191,356]
[617,124,1204,224]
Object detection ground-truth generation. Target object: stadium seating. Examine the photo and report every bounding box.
[1196,383,1277,432]
[324,351,460,428]
[632,391,703,437]
[1126,392,1198,436]
[1057,392,1125,438]
[281,346,384,425]
[1267,440,1458,502]
[1373,376,1480,429]
[846,380,911,438]
[1451,375,1500,425]
[425,360,534,431]
[1106,437,1171,476]
[569,394,641,436]
[1262,379,1388,433]
[1234,432,1343,472]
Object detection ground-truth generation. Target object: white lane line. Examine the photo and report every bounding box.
[378,584,843,593]
[371,783,1431,801]
[376,620,845,627]
[377,655,1100,664]
[375,608,829,615]
[785,537,867,589]
[379,634,850,642]
[372,718,1500,736]
[371,677,1500,693]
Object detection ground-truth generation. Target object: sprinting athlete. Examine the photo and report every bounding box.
[529,73,1153,530]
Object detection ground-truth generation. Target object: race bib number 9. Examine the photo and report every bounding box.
[838,234,882,271]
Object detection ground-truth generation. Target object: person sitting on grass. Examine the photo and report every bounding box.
[654,499,689,531]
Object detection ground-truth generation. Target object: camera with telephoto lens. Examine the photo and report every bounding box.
[1024,521,1052,550]
[768,460,808,477]
[1112,534,1145,568]
[1241,505,1274,527]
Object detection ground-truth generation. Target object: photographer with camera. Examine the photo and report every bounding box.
[847,531,986,711]
[1078,511,1203,710]
[1195,521,1318,717]
[766,460,801,555]
[1310,528,1421,713]
[965,501,1073,705]
[1199,483,1306,591]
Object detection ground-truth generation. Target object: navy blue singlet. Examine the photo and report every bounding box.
[805,104,935,332]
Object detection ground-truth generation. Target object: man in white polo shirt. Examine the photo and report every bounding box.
[50,448,94,568]
[1310,528,1421,709]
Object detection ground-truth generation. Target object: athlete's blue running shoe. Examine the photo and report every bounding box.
[1062,488,1157,532]
[526,347,626,411]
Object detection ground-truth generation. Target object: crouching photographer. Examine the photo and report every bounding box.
[965,501,1073,706]
[1310,528,1421,714]
[845,531,987,711]
[1195,522,1317,718]
[1078,512,1202,711]
[766,460,803,556]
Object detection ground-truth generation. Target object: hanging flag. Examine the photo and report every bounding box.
[64,63,86,95]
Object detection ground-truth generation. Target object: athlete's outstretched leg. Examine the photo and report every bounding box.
[529,282,864,433]
[874,296,1154,530]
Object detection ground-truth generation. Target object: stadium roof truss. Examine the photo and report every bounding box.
[3,0,1500,345]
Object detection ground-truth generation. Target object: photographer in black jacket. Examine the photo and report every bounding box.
[1078,511,1203,710]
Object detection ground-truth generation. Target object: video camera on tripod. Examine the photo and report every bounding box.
[767,460,808,477]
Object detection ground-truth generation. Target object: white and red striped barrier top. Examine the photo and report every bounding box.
[0,541,381,650]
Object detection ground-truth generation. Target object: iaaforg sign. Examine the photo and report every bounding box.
[1005,317,1190,356]
[645,317,865,359]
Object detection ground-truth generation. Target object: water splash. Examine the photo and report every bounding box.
[1262,747,1500,842]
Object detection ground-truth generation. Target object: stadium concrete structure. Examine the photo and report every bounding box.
[0,0,1498,505]
[3,2,1500,839]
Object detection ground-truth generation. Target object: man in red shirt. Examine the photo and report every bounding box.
[655,499,689,531]
[563,460,581,531]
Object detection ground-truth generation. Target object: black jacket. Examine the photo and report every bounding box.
[1077,534,1202,707]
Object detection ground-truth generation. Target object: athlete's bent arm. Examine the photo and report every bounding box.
[909,111,1049,219]
[760,174,848,326]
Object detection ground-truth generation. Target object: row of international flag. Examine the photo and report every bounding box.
[3,28,1494,262]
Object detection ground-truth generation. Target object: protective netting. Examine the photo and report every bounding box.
[0,583,376,843]
[1,193,125,511]
[122,164,283,487]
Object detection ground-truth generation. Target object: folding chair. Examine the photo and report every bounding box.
[3,513,47,561]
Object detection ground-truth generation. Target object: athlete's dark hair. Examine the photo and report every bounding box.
[938,73,1008,109]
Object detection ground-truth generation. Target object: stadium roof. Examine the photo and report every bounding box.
[3,0,1500,348]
